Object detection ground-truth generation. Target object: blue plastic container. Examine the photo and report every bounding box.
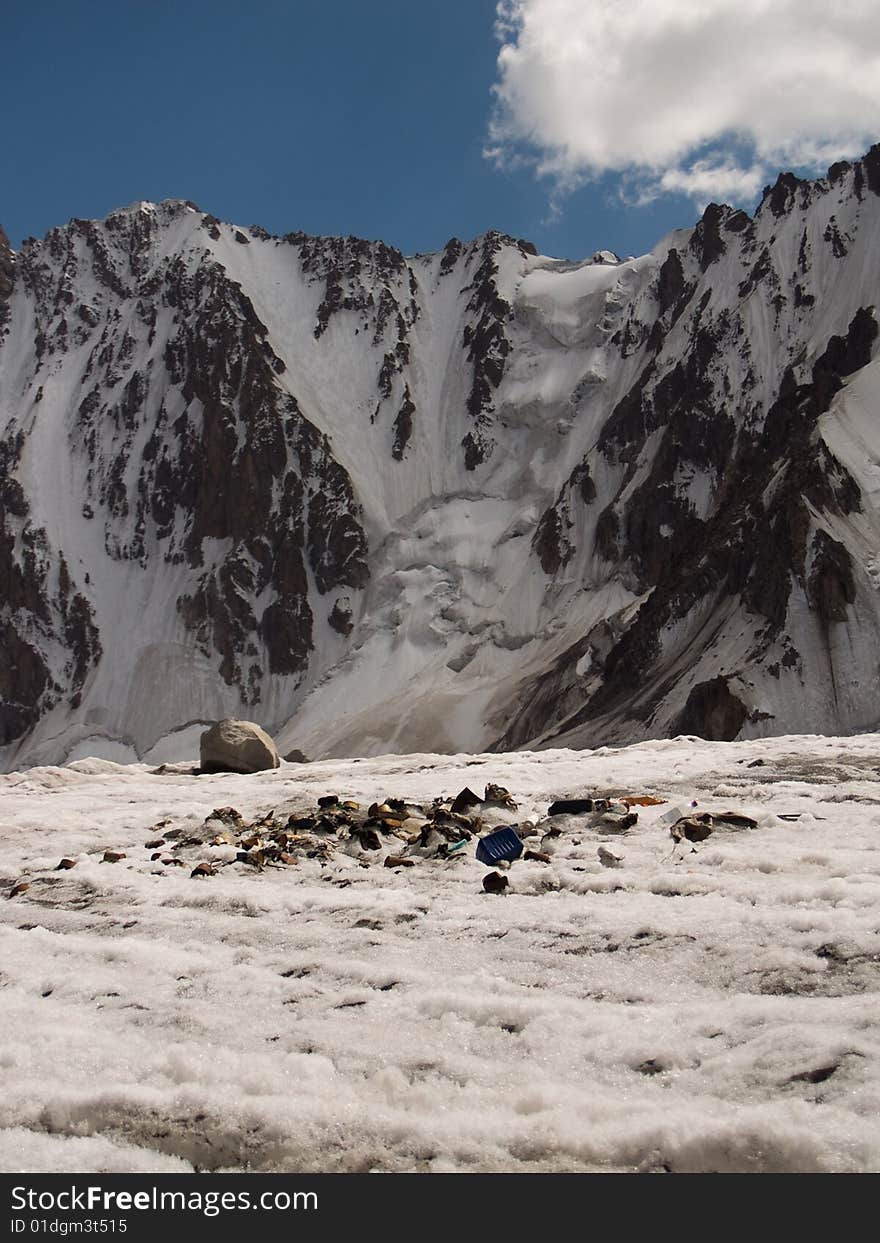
[475,826,523,866]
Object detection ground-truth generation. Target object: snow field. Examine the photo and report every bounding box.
[1,734,879,1173]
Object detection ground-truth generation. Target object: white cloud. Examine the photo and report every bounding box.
[488,0,880,205]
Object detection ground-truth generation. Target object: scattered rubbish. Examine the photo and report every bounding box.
[547,798,594,816]
[622,795,665,808]
[102,851,126,863]
[484,783,517,810]
[539,826,562,853]
[658,806,689,827]
[778,813,802,822]
[55,858,77,870]
[450,787,483,813]
[483,871,510,895]
[597,845,623,868]
[476,826,524,866]
[598,806,638,833]
[670,817,713,844]
[669,809,758,840]
[713,811,758,830]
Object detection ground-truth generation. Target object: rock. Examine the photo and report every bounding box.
[102,850,126,863]
[144,838,166,849]
[199,719,280,774]
[8,880,29,898]
[384,855,415,868]
[56,858,77,870]
[598,845,623,868]
[523,849,552,864]
[483,871,509,895]
[284,748,309,764]
[191,862,216,877]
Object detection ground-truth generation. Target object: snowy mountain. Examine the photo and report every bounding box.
[1,149,880,769]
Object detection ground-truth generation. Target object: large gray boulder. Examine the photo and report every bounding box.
[199,719,280,774]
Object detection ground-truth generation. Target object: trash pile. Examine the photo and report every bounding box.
[133,783,529,880]
[7,779,764,899]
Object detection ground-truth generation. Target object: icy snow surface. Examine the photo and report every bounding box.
[2,732,880,1174]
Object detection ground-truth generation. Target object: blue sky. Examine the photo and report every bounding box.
[4,1,878,261]
[2,0,700,260]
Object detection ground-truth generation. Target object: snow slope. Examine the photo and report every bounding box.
[1,733,879,1173]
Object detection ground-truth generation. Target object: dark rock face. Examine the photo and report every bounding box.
[674,678,749,742]
[391,384,415,461]
[0,203,372,752]
[459,232,533,470]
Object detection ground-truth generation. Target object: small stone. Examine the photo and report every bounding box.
[8,881,30,898]
[144,838,166,849]
[151,853,163,861]
[524,850,552,864]
[56,858,77,870]
[384,855,415,868]
[102,851,126,863]
[190,862,216,878]
[598,845,623,868]
[280,852,299,865]
[318,794,340,808]
[483,871,510,895]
